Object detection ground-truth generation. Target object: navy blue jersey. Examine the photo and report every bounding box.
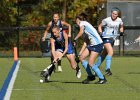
[50,20,63,38]
[52,32,73,54]
[53,32,65,52]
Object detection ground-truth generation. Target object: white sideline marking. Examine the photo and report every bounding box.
[4,60,21,100]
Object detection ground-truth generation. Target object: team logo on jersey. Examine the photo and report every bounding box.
[107,39,109,42]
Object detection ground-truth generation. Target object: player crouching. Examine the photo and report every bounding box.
[40,26,81,83]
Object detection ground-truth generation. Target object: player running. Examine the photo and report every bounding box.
[95,7,124,76]
[42,26,81,82]
[42,12,71,72]
[74,14,107,84]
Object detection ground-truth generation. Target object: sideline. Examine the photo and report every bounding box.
[0,60,21,100]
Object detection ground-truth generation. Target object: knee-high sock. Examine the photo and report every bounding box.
[91,64,104,79]
[95,55,105,67]
[58,60,61,66]
[81,60,93,76]
[106,55,112,70]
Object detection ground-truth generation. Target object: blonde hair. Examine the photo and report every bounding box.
[52,25,60,31]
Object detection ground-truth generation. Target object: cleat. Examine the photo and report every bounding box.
[95,78,107,84]
[82,75,95,84]
[57,66,62,72]
[76,67,81,79]
[105,69,112,76]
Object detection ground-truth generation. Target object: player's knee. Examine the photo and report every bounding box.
[108,52,113,56]
[79,56,84,62]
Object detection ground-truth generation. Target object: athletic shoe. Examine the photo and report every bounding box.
[105,69,112,76]
[76,67,81,79]
[57,66,62,72]
[82,75,95,84]
[95,78,107,84]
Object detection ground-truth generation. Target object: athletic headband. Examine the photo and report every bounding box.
[111,7,120,13]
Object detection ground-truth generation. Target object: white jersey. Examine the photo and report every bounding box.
[101,17,123,39]
[80,21,103,46]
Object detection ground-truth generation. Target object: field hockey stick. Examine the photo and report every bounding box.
[124,36,140,46]
[40,58,59,77]
[72,39,80,64]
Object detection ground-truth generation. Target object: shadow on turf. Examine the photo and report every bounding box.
[42,80,108,84]
[61,81,82,84]
[43,80,82,84]
[127,72,140,74]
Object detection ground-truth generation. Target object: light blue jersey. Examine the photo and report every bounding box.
[80,21,103,46]
[101,17,123,39]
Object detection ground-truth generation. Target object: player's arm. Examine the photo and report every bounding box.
[98,18,107,35]
[42,22,51,41]
[74,25,84,41]
[62,32,68,57]
[119,22,124,36]
[50,38,56,59]
[98,23,103,35]
[61,21,71,37]
[79,42,87,56]
[120,24,124,33]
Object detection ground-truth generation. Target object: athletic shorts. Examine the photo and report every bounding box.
[67,41,74,54]
[102,38,115,46]
[55,42,74,54]
[87,43,103,53]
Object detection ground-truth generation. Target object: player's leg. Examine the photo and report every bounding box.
[51,50,62,72]
[89,51,106,84]
[88,44,107,84]
[66,53,81,78]
[67,41,81,78]
[79,48,95,84]
[45,51,63,82]
[95,49,107,67]
[51,54,56,72]
[95,38,114,68]
[104,43,113,76]
[57,59,62,72]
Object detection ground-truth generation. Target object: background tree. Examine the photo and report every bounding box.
[0,0,101,52]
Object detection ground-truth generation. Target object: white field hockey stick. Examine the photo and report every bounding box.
[124,36,140,46]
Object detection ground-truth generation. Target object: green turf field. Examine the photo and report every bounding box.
[1,57,140,100]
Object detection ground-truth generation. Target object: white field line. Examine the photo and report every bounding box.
[4,60,21,100]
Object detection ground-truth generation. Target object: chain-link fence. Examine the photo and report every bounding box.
[0,26,139,57]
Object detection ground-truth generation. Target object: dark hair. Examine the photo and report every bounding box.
[76,13,87,21]
[111,7,120,13]
[111,7,121,17]
[53,12,60,16]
